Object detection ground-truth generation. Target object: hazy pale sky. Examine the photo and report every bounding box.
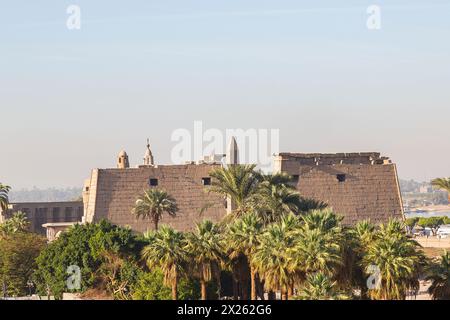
[1,0,449,188]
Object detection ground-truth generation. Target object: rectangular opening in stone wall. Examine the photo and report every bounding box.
[201,177,211,186]
[336,174,346,182]
[52,207,60,222]
[77,207,83,220]
[65,207,73,221]
[149,178,158,186]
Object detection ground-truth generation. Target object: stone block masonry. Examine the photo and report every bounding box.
[274,152,404,225]
[83,164,226,233]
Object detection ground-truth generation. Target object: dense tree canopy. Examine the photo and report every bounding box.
[0,232,46,297]
[33,220,144,299]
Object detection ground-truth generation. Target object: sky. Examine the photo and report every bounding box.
[1,0,450,188]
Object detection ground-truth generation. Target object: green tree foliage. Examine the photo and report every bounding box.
[94,251,140,300]
[254,183,301,224]
[185,220,224,300]
[225,212,263,300]
[296,273,349,300]
[0,211,30,236]
[209,164,260,217]
[431,178,450,196]
[417,217,444,236]
[132,268,201,300]
[405,217,419,233]
[0,183,11,212]
[0,232,46,296]
[33,220,143,299]
[253,214,300,299]
[426,250,450,300]
[141,225,187,300]
[132,189,178,231]
[363,220,425,300]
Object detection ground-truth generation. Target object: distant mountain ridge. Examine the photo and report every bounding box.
[9,187,82,203]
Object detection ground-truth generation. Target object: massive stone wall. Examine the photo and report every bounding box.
[84,164,226,233]
[275,153,404,224]
[83,152,403,232]
[1,201,83,235]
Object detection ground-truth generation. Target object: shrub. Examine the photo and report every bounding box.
[33,220,144,299]
[132,268,201,300]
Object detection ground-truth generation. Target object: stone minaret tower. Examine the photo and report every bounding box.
[117,150,130,169]
[143,138,154,166]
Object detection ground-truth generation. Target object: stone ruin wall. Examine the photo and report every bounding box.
[275,152,404,225]
[84,164,226,233]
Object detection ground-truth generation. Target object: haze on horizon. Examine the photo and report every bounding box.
[1,0,449,189]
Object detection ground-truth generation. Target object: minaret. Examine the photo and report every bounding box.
[226,136,239,165]
[117,150,130,169]
[143,138,154,166]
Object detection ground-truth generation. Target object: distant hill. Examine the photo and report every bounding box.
[9,187,82,203]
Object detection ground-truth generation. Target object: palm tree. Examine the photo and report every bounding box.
[132,189,178,231]
[0,183,11,212]
[185,220,224,300]
[284,209,344,294]
[297,273,349,300]
[431,178,450,202]
[257,172,296,189]
[0,211,29,236]
[347,220,377,299]
[426,250,450,300]
[363,220,425,300]
[226,212,263,300]
[253,215,300,300]
[289,227,343,277]
[141,225,187,300]
[6,211,29,233]
[353,220,376,247]
[296,197,328,214]
[209,164,260,217]
[254,183,301,224]
[301,209,343,235]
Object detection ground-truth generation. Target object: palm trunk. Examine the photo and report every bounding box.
[215,271,222,300]
[233,279,239,300]
[256,276,265,300]
[288,284,293,298]
[268,290,275,300]
[250,267,257,300]
[153,218,158,231]
[282,288,288,300]
[360,285,368,300]
[172,269,178,300]
[201,280,207,300]
[238,256,250,300]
